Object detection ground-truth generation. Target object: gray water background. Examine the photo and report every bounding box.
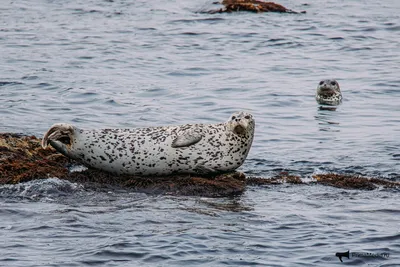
[0,0,399,266]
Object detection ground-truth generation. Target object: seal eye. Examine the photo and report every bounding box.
[330,81,337,86]
[319,81,324,85]
[231,116,236,120]
[244,115,250,119]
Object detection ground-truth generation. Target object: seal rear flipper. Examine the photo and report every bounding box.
[41,123,75,149]
[171,130,202,148]
[46,140,80,161]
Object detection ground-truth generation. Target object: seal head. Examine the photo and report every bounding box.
[227,111,254,136]
[316,79,342,105]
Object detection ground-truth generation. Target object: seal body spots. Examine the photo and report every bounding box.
[316,79,342,105]
[42,112,255,176]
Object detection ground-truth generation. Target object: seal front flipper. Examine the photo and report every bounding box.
[171,129,203,148]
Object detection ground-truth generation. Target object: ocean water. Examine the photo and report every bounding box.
[0,0,399,266]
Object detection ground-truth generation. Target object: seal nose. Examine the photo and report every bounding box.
[238,118,249,130]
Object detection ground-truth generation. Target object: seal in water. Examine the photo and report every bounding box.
[42,111,255,176]
[316,79,342,105]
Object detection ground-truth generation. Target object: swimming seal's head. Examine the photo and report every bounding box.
[316,79,342,105]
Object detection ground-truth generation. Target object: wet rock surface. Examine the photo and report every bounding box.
[209,0,305,14]
[247,172,303,186]
[0,133,70,184]
[313,173,400,190]
[1,134,399,196]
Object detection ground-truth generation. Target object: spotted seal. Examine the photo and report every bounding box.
[316,79,342,105]
[42,111,255,176]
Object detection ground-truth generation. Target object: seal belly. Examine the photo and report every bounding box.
[69,128,200,175]
[69,129,172,175]
[71,127,250,176]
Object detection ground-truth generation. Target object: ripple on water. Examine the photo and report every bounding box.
[0,178,81,200]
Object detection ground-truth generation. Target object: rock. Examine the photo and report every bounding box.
[0,133,69,184]
[313,174,400,190]
[247,172,303,185]
[209,0,305,14]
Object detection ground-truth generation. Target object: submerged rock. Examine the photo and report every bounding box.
[209,0,305,14]
[1,134,399,196]
[247,172,303,185]
[313,174,400,190]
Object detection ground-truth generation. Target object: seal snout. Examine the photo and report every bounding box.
[233,125,246,135]
[319,85,333,91]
